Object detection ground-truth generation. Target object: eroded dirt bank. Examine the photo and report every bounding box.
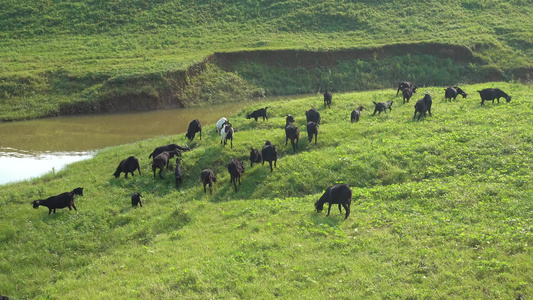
[60,42,532,116]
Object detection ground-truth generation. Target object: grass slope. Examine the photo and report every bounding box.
[0,82,531,299]
[0,0,532,120]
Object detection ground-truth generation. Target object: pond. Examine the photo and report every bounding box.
[0,102,254,185]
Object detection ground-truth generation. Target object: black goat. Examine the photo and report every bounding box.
[305,107,321,124]
[351,105,364,123]
[444,86,467,101]
[227,157,244,192]
[185,119,202,141]
[413,93,433,120]
[396,81,417,96]
[285,115,300,153]
[113,156,141,179]
[306,121,319,145]
[0,294,10,300]
[477,88,511,106]
[250,147,262,168]
[220,122,234,149]
[247,107,268,121]
[32,187,84,214]
[324,90,332,108]
[175,157,183,189]
[372,100,394,115]
[152,150,179,178]
[149,144,189,159]
[261,140,278,172]
[131,192,143,208]
[201,169,217,195]
[314,184,352,219]
[402,87,414,104]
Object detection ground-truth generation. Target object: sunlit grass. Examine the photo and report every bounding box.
[1,82,531,298]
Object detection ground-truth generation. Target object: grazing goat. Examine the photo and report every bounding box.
[227,157,245,192]
[402,87,414,104]
[249,147,262,168]
[175,157,183,189]
[185,119,202,141]
[444,86,467,101]
[305,107,321,124]
[32,187,84,214]
[413,93,433,120]
[131,192,143,208]
[314,184,352,219]
[113,156,141,179]
[247,107,269,121]
[285,115,300,153]
[261,140,278,172]
[201,169,216,195]
[396,81,417,96]
[372,100,394,115]
[351,105,364,123]
[149,144,189,159]
[0,294,10,300]
[477,88,511,106]
[216,117,228,133]
[324,90,332,108]
[306,121,319,145]
[152,150,179,178]
[220,122,234,149]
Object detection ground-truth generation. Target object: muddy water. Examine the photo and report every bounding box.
[0,102,254,185]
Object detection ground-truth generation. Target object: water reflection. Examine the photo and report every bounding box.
[0,148,93,185]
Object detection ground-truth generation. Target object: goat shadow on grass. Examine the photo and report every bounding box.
[196,164,276,203]
[310,211,346,225]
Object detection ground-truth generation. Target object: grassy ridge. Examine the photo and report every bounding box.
[0,0,532,120]
[1,82,531,298]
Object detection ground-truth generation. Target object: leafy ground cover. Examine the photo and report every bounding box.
[0,82,531,299]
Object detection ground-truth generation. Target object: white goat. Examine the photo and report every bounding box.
[216,117,228,133]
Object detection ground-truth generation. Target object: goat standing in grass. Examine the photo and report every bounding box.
[201,169,216,195]
[131,192,143,208]
[372,100,393,115]
[185,119,202,141]
[32,187,84,214]
[149,144,188,160]
[261,140,278,172]
[305,107,321,124]
[220,121,234,149]
[314,184,352,219]
[324,90,332,108]
[152,150,179,178]
[413,93,433,120]
[216,117,228,133]
[227,157,245,192]
[306,121,319,145]
[285,115,300,153]
[250,147,262,168]
[175,157,183,189]
[351,105,364,123]
[113,156,141,179]
[477,88,511,106]
[444,86,467,102]
[396,81,417,96]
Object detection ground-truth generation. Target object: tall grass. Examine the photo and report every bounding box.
[0,82,531,299]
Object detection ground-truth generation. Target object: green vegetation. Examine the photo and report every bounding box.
[1,82,531,298]
[1,0,532,120]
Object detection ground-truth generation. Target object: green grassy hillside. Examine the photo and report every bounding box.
[0,0,532,120]
[1,82,531,299]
